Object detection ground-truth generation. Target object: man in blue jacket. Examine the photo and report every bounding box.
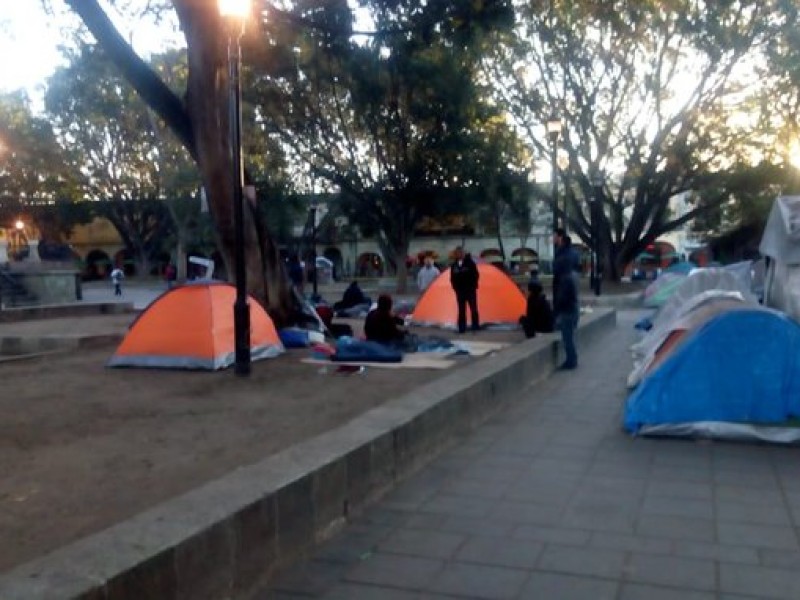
[552,228,580,369]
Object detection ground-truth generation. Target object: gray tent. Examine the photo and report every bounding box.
[759,196,800,321]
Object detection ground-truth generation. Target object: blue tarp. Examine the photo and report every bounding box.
[624,309,800,433]
[331,339,403,363]
[664,260,697,274]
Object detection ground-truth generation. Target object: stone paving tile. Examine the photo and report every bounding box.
[588,531,672,555]
[418,493,495,518]
[536,544,627,579]
[714,484,785,506]
[645,480,714,500]
[488,499,564,525]
[713,467,779,487]
[623,553,716,591]
[588,459,651,480]
[715,499,792,526]
[528,456,591,477]
[578,474,649,497]
[640,495,715,520]
[758,548,800,569]
[454,536,544,570]
[716,522,799,550]
[439,478,510,499]
[618,583,715,600]
[501,480,578,505]
[719,562,799,599]
[512,523,592,546]
[313,524,395,565]
[649,464,714,484]
[671,540,759,565]
[519,571,618,599]
[424,562,528,600]
[635,514,716,542]
[377,528,465,560]
[651,450,712,469]
[435,514,516,538]
[343,553,444,591]
[561,502,637,534]
[320,582,421,599]
[457,464,529,484]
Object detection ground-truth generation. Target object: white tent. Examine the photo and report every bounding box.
[759,196,800,321]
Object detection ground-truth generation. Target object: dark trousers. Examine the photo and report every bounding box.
[556,311,579,367]
[456,290,479,333]
[114,283,122,296]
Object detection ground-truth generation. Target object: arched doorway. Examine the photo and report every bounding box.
[357,252,384,277]
[510,247,539,275]
[85,249,112,280]
[480,248,504,265]
[114,249,136,276]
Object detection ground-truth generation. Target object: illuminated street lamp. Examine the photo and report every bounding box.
[15,219,24,231]
[546,115,561,268]
[590,170,604,296]
[219,0,251,376]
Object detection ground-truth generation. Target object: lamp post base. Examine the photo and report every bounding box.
[233,297,251,376]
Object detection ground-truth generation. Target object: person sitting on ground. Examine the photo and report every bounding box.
[334,281,371,313]
[519,279,555,338]
[364,294,407,345]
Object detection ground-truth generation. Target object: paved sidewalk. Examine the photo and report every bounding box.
[262,310,800,600]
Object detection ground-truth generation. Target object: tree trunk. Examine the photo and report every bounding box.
[175,234,187,281]
[394,247,409,294]
[177,5,294,324]
[67,1,295,325]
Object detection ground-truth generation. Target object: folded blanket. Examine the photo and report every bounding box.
[331,339,403,363]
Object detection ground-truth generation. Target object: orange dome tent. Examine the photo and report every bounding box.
[410,263,526,329]
[108,282,284,370]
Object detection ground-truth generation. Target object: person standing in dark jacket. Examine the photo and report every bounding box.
[552,228,580,369]
[450,247,480,333]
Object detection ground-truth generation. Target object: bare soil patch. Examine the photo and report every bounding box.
[0,314,523,572]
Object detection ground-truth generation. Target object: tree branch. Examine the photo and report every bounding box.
[64,0,196,159]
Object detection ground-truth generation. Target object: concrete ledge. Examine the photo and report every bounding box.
[0,302,135,323]
[0,309,616,600]
[0,333,124,356]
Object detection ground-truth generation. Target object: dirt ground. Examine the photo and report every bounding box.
[0,313,525,572]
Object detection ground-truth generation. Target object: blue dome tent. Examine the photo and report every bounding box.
[624,309,800,443]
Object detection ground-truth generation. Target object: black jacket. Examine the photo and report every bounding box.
[450,255,479,294]
[552,244,580,315]
[523,293,555,336]
[364,309,405,343]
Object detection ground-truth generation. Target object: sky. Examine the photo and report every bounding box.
[0,1,183,105]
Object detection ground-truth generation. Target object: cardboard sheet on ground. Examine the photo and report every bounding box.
[301,354,456,369]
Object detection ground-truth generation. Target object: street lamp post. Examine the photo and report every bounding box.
[310,204,318,297]
[220,0,251,376]
[590,170,604,296]
[546,116,561,270]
